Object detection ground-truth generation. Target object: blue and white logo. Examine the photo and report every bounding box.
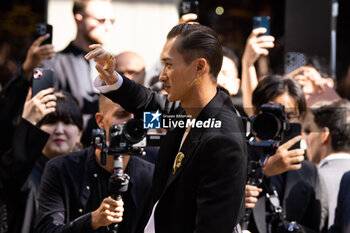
[143,110,162,129]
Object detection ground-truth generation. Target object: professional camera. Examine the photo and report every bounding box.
[250,104,290,141]
[92,119,147,165]
[109,118,146,150]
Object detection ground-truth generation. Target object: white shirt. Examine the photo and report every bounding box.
[318,152,350,168]
[93,72,124,93]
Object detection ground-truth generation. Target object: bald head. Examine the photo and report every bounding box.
[115,51,145,85]
[98,94,113,114]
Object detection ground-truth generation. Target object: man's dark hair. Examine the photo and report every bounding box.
[252,75,307,118]
[167,23,223,79]
[311,99,350,152]
[37,91,83,130]
[73,0,88,14]
[73,0,110,15]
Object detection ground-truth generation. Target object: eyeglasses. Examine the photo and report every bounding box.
[83,13,115,25]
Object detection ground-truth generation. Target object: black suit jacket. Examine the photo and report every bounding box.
[329,171,350,233]
[104,76,247,233]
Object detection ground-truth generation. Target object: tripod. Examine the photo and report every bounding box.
[107,154,130,233]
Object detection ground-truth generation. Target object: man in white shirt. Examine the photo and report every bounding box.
[303,99,350,229]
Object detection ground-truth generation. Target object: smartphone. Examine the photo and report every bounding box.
[32,68,54,97]
[35,23,53,45]
[179,0,199,17]
[252,16,270,36]
[281,123,302,150]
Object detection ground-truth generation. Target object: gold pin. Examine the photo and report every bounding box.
[173,152,185,174]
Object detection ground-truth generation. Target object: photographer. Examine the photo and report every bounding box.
[244,75,322,233]
[36,95,154,233]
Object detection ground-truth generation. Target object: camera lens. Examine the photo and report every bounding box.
[252,112,282,140]
[123,119,146,144]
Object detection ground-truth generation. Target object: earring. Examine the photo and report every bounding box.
[196,75,201,84]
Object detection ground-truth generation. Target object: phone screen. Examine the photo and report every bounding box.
[252,16,270,36]
[280,123,302,150]
[32,68,54,97]
[35,23,53,45]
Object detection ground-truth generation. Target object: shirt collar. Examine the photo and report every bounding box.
[319,152,350,167]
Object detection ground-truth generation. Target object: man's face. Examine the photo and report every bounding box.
[80,1,114,45]
[217,56,240,95]
[100,99,133,141]
[159,37,197,102]
[302,113,323,164]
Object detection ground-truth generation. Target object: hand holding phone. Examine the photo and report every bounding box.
[252,16,270,36]
[35,23,53,45]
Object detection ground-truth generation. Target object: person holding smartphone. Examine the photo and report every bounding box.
[0,34,56,233]
[42,0,115,130]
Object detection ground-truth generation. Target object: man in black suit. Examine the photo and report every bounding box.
[86,23,247,233]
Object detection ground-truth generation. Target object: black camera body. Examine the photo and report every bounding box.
[109,118,146,150]
[92,119,146,165]
[251,104,290,141]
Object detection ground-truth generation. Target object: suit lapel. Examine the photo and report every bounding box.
[160,128,203,198]
[156,89,227,200]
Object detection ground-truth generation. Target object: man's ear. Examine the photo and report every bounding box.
[74,13,84,25]
[196,58,207,75]
[321,127,330,144]
[95,112,104,129]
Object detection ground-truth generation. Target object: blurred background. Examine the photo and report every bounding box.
[1,0,350,99]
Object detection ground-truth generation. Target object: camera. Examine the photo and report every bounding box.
[92,119,147,165]
[109,118,146,149]
[250,104,290,141]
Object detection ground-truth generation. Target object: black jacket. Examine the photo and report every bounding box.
[104,76,248,233]
[36,146,154,233]
[0,71,50,233]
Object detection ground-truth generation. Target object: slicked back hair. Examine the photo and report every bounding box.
[166,24,223,80]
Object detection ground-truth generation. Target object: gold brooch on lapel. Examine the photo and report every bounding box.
[173,152,185,174]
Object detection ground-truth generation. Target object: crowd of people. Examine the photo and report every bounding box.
[1,0,350,233]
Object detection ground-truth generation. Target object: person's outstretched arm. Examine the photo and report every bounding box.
[241,28,274,117]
